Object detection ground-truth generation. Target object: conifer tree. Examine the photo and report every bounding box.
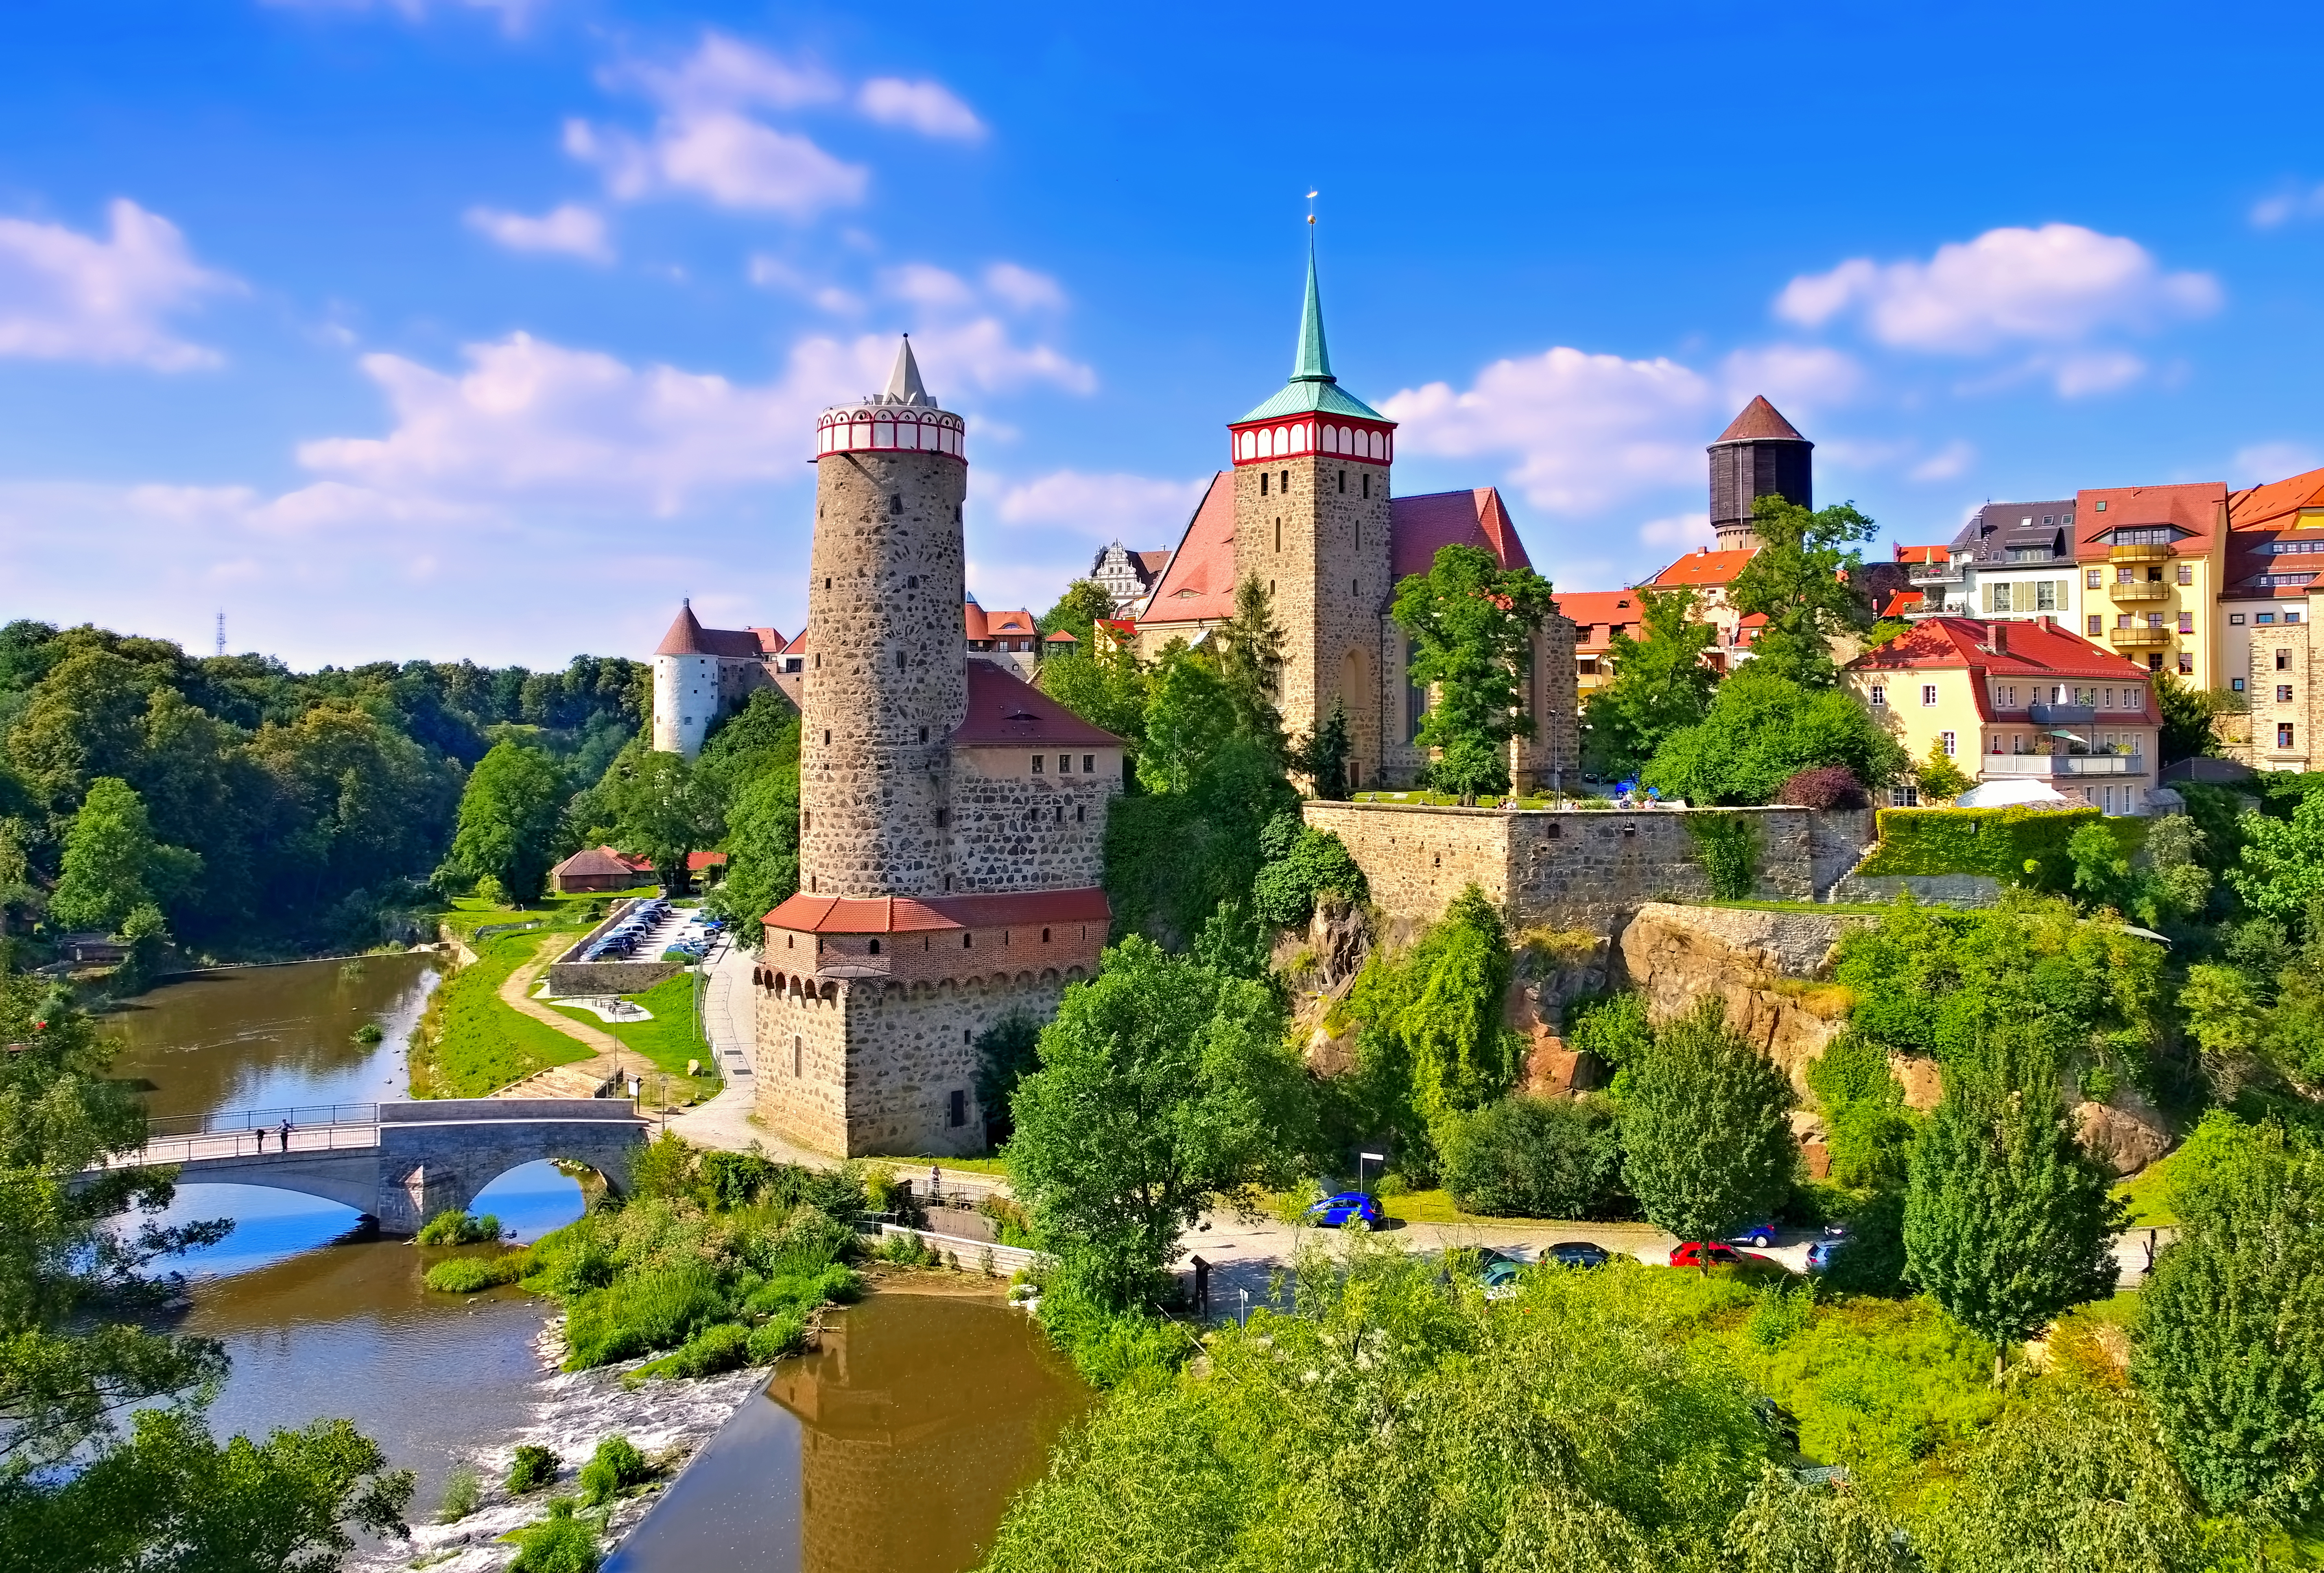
[1903,1037,2119,1378]
[1291,696,1352,800]
[1619,997,1796,1258]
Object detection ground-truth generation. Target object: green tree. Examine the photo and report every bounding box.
[2151,672,2234,766]
[706,746,799,949]
[1642,668,1908,806]
[1289,696,1352,801]
[1619,998,1796,1254]
[1914,735,1973,805]
[602,747,721,892]
[1007,936,1313,1307]
[1391,543,1556,802]
[1725,495,1880,687]
[1579,585,1719,780]
[1135,641,1237,796]
[1038,578,1119,648]
[1442,1094,1623,1220]
[450,740,567,905]
[1804,1034,1917,1190]
[1903,1039,2119,1377]
[1249,813,1366,931]
[1039,644,1149,764]
[1345,887,1521,1154]
[2135,1119,2324,1521]
[1213,577,1288,759]
[2228,790,2324,927]
[47,777,200,934]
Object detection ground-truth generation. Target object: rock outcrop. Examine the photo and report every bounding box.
[1616,903,1873,1092]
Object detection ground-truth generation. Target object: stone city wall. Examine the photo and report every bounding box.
[545,897,683,997]
[763,916,1104,989]
[1302,801,1867,933]
[947,744,1121,893]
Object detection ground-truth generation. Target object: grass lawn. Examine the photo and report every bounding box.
[548,972,720,1101]
[409,931,596,1098]
[439,889,647,943]
[873,1154,1011,1177]
[2112,1148,2182,1227]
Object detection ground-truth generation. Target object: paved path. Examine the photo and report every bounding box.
[487,933,625,1100]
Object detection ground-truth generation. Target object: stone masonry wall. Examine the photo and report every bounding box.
[1303,801,1838,934]
[2250,621,2320,772]
[544,958,682,997]
[800,446,969,898]
[947,744,1121,892]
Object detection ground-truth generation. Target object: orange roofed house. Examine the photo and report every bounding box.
[1843,616,2160,815]
[1130,249,1579,792]
[2222,465,2324,770]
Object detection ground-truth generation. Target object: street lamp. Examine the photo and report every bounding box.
[1357,1150,1385,1196]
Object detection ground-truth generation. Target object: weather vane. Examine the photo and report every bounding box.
[1306,188,1318,226]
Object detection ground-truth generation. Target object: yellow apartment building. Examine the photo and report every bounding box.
[2072,483,2227,690]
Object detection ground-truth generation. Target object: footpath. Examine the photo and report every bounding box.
[490,933,629,1100]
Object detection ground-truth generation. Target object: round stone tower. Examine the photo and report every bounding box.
[799,338,969,899]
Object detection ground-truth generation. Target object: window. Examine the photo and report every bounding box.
[1280,470,1289,492]
[1868,684,1887,707]
[2087,614,2103,635]
[1058,753,1072,773]
[1083,755,1094,773]
[792,1036,802,1077]
[2231,612,2247,625]
[1362,474,1370,499]
[2177,564,2194,585]
[1941,730,1957,756]
[963,932,973,947]
[897,650,908,670]
[2279,685,2296,703]
[2232,678,2246,692]
[868,938,880,955]
[2035,580,2060,611]
[1889,783,1921,807]
[2095,500,2108,511]
[2146,613,2165,630]
[2260,613,2278,624]
[2278,650,2293,671]
[2086,569,2102,589]
[1991,734,2005,753]
[1274,519,1281,552]
[948,1090,967,1128]
[1031,753,1043,773]
[823,729,830,744]
[1922,684,1940,706]
[1259,472,1269,497]
[1338,470,1346,493]
[1076,805,1085,822]
[1985,582,2014,613]
[2111,526,2174,545]
[2177,613,2195,635]
[2280,724,2298,750]
[889,493,903,515]
[2116,566,2135,584]
[2292,611,2306,624]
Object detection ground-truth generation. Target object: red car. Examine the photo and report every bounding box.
[1668,1241,1774,1269]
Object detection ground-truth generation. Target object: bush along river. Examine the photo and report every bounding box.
[109,953,1092,1571]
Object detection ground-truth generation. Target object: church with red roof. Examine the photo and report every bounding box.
[1132,246,1580,792]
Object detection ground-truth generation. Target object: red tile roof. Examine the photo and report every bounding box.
[1550,589,1644,650]
[2072,482,2226,560]
[1648,548,1759,589]
[1849,616,2154,685]
[748,627,787,654]
[1389,488,1533,579]
[1043,629,1078,644]
[953,659,1121,746]
[764,886,1113,934]
[1140,472,1239,623]
[1713,395,1808,444]
[687,851,728,871]
[964,601,1038,641]
[2228,466,2324,532]
[1880,590,1925,617]
[655,602,768,659]
[1135,549,1174,575]
[1892,544,1949,565]
[549,846,635,881]
[2224,467,2324,601]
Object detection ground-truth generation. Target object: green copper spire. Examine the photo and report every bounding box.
[1292,233,1334,382]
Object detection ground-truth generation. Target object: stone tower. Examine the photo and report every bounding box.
[651,600,722,758]
[1708,395,1813,551]
[1227,239,1397,776]
[799,338,969,898]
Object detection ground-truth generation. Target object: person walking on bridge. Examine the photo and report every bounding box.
[279,1117,293,1154]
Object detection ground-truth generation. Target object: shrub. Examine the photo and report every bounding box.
[506,1444,559,1495]
[1442,1095,1623,1220]
[423,1254,527,1294]
[1853,805,2127,888]
[1681,812,1759,900]
[875,1230,939,1266]
[861,1162,904,1215]
[352,1021,386,1045]
[436,1462,483,1523]
[560,1262,724,1370]
[747,1313,809,1363]
[1250,816,1370,930]
[578,1435,653,1507]
[644,1321,751,1380]
[508,1500,600,1573]
[1778,765,1867,811]
[416,1210,501,1246]
[627,1130,699,1200]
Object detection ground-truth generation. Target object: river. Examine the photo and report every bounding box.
[106,953,1090,1570]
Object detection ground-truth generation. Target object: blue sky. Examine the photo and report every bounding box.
[3,0,2322,669]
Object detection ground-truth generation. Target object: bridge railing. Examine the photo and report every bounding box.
[145,1103,381,1139]
[104,1118,384,1169]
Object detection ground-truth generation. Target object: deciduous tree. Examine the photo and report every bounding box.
[1642,668,1907,807]
[47,777,199,934]
[1391,543,1555,802]
[603,747,721,892]
[450,740,567,905]
[1580,585,1719,781]
[1038,578,1118,648]
[1619,997,1796,1255]
[1726,495,1880,688]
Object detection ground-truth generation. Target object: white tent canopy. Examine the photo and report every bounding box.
[1952,778,2073,809]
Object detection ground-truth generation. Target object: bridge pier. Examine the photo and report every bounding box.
[377,1163,479,1237]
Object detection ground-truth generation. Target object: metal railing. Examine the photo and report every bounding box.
[146,1102,380,1139]
[1906,563,1965,584]
[104,1116,384,1170]
[1983,754,2144,778]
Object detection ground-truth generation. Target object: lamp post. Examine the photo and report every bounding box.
[1357,1150,1385,1196]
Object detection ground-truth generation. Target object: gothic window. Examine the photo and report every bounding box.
[869,938,880,955]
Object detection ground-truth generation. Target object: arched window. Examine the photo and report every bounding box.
[873,419,894,448]
[1322,425,1339,453]
[1041,927,1051,942]
[869,938,881,955]
[1275,425,1290,452]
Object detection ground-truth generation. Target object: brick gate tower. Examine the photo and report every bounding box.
[752,340,1126,1158]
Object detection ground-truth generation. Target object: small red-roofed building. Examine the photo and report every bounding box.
[548,846,655,895]
[1551,588,1647,696]
[2222,465,2324,769]
[1843,615,2160,814]
[1640,548,1764,666]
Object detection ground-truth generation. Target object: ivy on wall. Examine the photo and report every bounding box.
[1680,812,1760,900]
[1855,805,2144,889]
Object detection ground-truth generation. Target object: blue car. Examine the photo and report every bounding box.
[1804,1238,1850,1273]
[1725,1220,1778,1249]
[1304,1191,1383,1229]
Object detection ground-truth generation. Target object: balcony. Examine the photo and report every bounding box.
[2027,702,2095,726]
[2108,624,2170,649]
[1982,753,2146,778]
[1907,562,1965,585]
[2111,578,2169,602]
[2110,541,2176,564]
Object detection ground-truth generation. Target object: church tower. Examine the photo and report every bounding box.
[1226,239,1396,781]
[1708,395,1813,551]
[799,339,969,898]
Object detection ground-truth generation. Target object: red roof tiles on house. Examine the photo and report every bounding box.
[2072,482,2227,561]
[549,846,635,881]
[654,602,769,659]
[952,659,1121,746]
[764,887,1113,934]
[1139,472,1239,624]
[1549,589,1644,651]
[1850,615,2157,706]
[1389,488,1533,579]
[1892,544,1949,565]
[1648,549,1760,589]
[1713,396,1807,444]
[963,602,1039,641]
[2228,466,2324,532]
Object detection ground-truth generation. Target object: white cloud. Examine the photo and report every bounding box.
[2252,183,2324,229]
[615,31,841,113]
[989,471,1208,545]
[1637,512,1713,551]
[983,262,1066,312]
[882,263,979,310]
[2233,441,2324,485]
[0,199,239,371]
[464,203,613,262]
[1381,346,1715,514]
[2048,349,2145,398]
[1777,224,2220,355]
[858,77,985,141]
[1907,441,1976,482]
[565,114,866,217]
[1718,344,1861,412]
[262,0,544,33]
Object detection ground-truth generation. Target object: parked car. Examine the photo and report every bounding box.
[1804,1237,1850,1273]
[1544,1240,1612,1269]
[1478,1257,1525,1300]
[1724,1220,1778,1248]
[1669,1241,1774,1270]
[1304,1191,1383,1229]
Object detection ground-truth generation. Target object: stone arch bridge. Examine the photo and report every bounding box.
[90,1099,651,1235]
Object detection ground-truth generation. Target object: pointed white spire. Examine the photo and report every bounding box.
[883,335,930,405]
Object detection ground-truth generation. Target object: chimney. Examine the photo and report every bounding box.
[1989,623,2008,655]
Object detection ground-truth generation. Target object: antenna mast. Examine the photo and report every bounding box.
[214,611,225,659]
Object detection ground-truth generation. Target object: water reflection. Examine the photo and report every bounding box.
[608,1293,1091,1573]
